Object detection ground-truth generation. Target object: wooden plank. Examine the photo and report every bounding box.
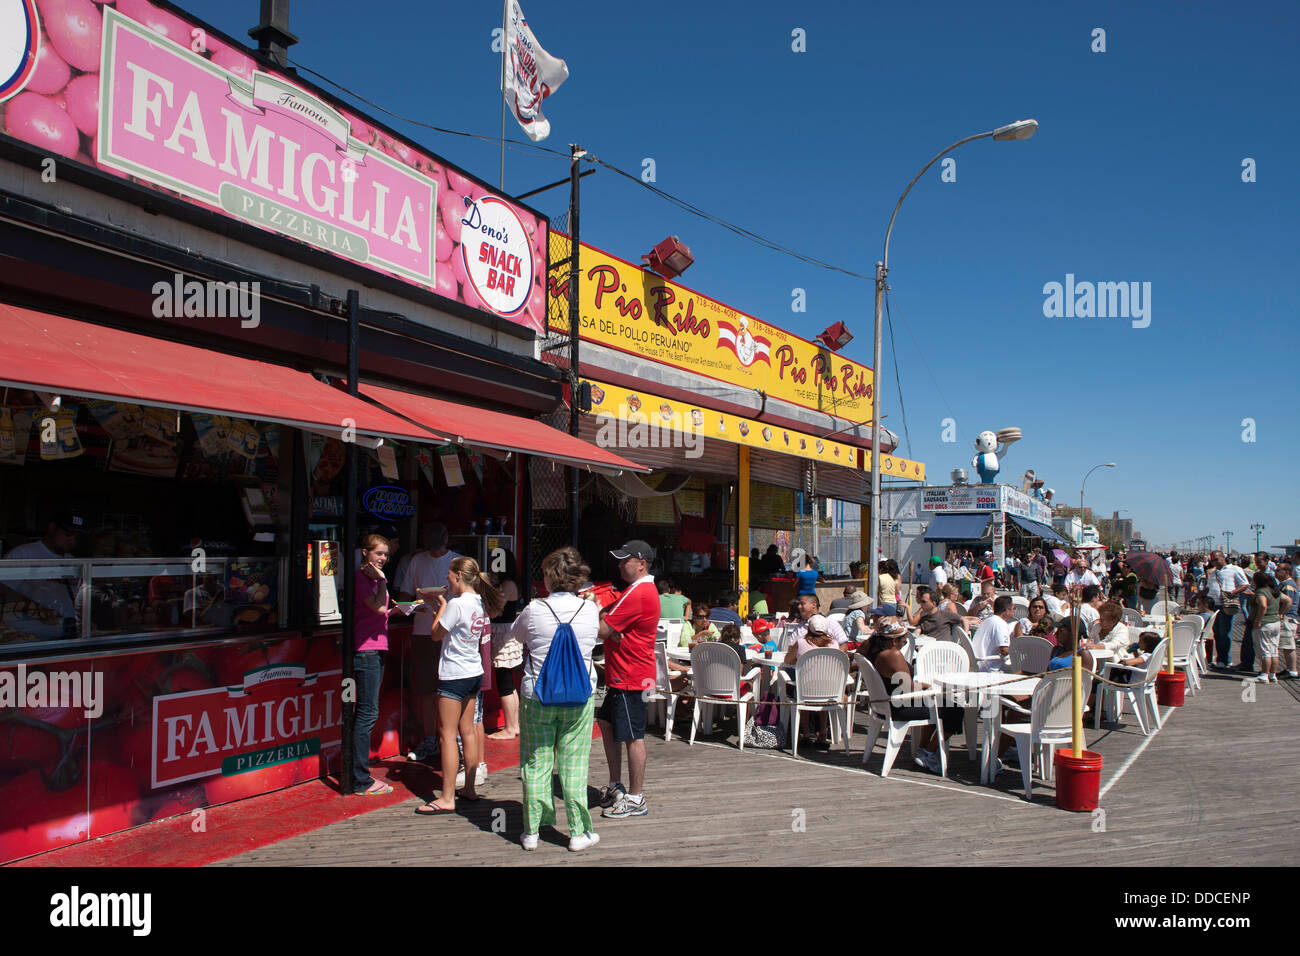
[215,675,1300,867]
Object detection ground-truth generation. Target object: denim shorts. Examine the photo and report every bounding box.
[437,674,483,702]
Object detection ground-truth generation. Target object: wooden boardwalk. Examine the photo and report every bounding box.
[217,670,1299,867]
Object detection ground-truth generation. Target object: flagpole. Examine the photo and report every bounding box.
[499,0,508,189]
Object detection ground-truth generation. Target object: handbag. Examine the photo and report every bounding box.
[743,717,780,749]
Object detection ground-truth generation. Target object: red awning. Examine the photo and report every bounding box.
[360,382,651,473]
[0,303,437,443]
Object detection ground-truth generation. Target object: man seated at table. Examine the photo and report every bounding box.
[964,580,997,620]
[1065,556,1100,592]
[785,593,850,647]
[709,590,744,628]
[908,589,964,642]
[1078,585,1103,636]
[971,596,1015,671]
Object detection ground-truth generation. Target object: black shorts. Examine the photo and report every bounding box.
[597,687,647,742]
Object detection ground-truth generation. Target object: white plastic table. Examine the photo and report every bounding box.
[931,672,1042,783]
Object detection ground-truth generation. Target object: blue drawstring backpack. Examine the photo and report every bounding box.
[536,601,591,707]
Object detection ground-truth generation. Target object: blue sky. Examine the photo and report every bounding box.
[180,0,1299,551]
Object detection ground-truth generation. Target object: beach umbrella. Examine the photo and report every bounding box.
[1124,550,1175,672]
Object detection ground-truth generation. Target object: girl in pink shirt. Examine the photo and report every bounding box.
[353,535,396,795]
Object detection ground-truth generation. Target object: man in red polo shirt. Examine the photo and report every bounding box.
[597,539,659,819]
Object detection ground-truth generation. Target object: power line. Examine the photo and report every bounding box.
[885,285,955,423]
[883,290,912,460]
[585,156,874,280]
[284,55,875,281]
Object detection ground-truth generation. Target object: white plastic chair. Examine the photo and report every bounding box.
[1170,621,1202,694]
[1010,595,1030,609]
[1086,619,1101,642]
[855,656,947,777]
[826,611,847,627]
[1150,601,1180,619]
[1010,603,1029,621]
[1177,615,1209,671]
[649,642,685,741]
[787,647,851,757]
[1095,638,1169,736]
[1121,608,1144,628]
[774,621,798,652]
[657,619,684,648]
[1000,671,1093,800]
[952,628,977,668]
[1009,636,1054,675]
[914,642,979,762]
[688,643,760,749]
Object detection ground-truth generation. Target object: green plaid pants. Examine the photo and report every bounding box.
[521,696,595,836]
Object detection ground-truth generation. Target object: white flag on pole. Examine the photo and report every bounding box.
[502,0,568,142]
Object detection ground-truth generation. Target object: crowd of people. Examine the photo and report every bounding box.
[908,546,1297,683]
[346,525,1297,852]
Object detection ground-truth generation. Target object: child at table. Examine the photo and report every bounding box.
[1114,631,1159,682]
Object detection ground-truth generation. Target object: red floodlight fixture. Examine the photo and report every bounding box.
[815,321,853,351]
[642,236,694,280]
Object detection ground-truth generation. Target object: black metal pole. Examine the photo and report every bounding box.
[567,146,583,548]
[341,289,359,795]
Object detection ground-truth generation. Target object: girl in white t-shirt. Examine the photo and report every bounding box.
[417,556,503,814]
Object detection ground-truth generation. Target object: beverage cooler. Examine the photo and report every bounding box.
[448,533,515,575]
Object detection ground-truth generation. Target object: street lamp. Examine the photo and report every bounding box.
[1251,523,1265,552]
[867,119,1038,601]
[1079,462,1115,537]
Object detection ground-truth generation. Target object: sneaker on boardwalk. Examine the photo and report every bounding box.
[603,794,648,818]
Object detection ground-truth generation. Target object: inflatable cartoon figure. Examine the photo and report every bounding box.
[973,432,1001,484]
[972,428,1021,484]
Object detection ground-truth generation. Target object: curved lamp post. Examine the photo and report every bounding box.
[1079,461,1116,537]
[868,119,1038,602]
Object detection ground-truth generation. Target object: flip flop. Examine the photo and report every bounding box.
[360,782,393,796]
[415,802,455,815]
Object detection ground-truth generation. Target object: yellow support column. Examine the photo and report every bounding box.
[738,445,751,616]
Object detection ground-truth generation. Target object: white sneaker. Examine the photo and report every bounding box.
[453,763,489,788]
[520,833,539,851]
[917,748,941,774]
[568,831,600,852]
[1253,673,1270,683]
[1269,674,1279,683]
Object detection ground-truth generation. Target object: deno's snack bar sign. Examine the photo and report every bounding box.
[0,1,546,331]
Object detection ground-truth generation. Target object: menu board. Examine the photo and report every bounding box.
[749,481,793,529]
[637,479,706,526]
